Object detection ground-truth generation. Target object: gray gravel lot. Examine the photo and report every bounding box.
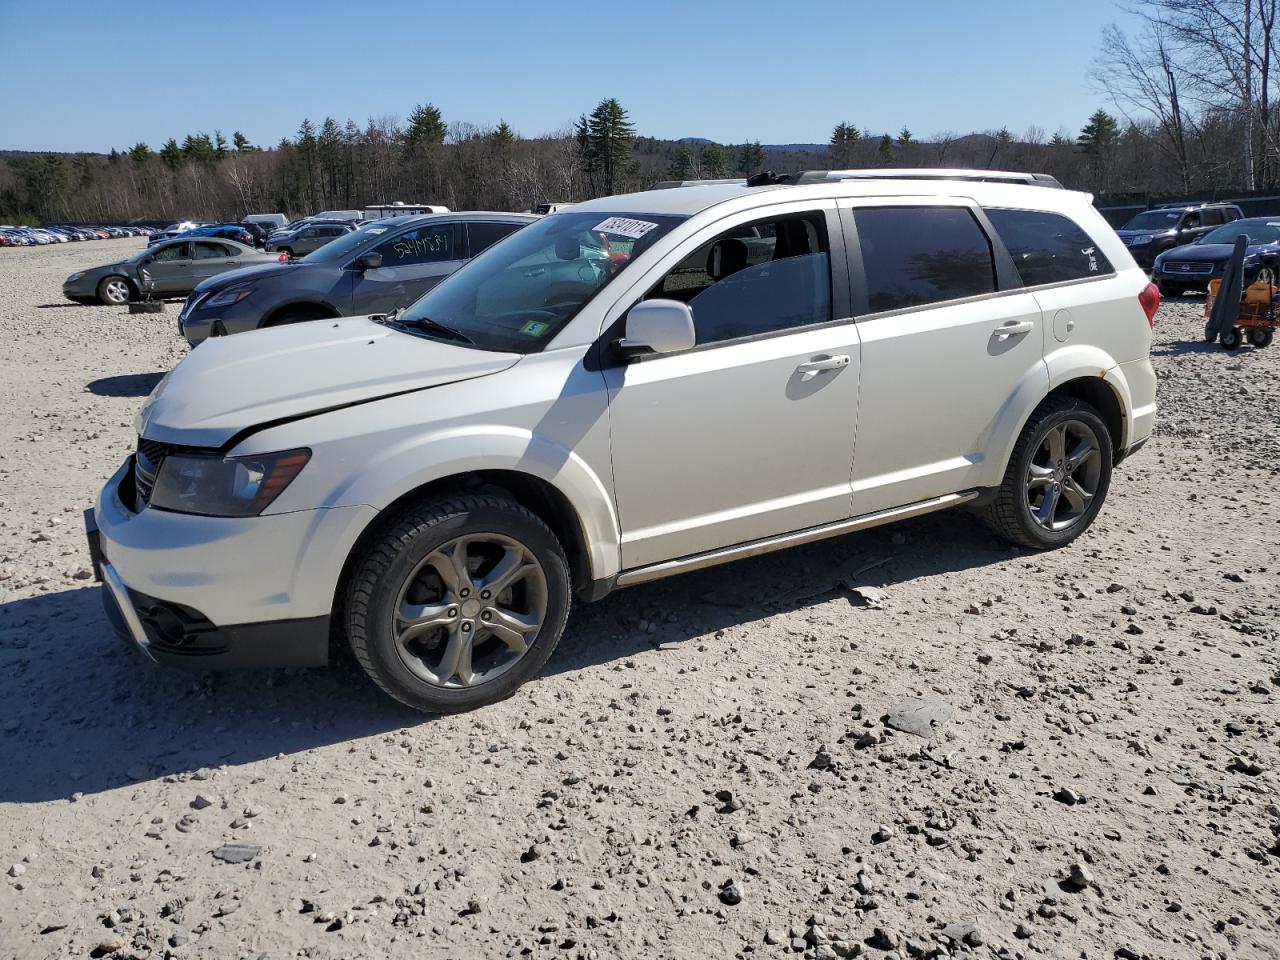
[1,238,1278,959]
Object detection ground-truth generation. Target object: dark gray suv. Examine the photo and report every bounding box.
[179,213,536,344]
[1115,202,1244,269]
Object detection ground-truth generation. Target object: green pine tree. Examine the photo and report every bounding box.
[736,140,766,176]
[577,98,636,196]
[701,142,728,179]
[405,103,446,146]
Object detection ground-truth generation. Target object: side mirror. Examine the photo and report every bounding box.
[354,252,383,271]
[614,299,696,360]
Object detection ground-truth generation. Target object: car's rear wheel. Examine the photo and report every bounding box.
[982,396,1113,550]
[345,494,571,713]
[97,276,132,305]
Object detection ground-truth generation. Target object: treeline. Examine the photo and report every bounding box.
[2,0,1276,224]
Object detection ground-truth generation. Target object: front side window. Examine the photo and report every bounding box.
[150,242,189,263]
[1201,208,1225,227]
[394,211,684,353]
[854,207,995,313]
[375,223,461,266]
[647,213,832,344]
[986,208,1113,287]
[1182,212,1201,229]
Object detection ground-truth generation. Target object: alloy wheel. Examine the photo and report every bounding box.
[103,278,130,304]
[1024,419,1103,532]
[392,533,547,688]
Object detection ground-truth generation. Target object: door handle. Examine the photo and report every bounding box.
[993,320,1035,341]
[796,354,850,381]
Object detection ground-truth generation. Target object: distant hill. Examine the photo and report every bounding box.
[680,137,828,153]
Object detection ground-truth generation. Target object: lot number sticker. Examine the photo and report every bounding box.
[593,217,659,240]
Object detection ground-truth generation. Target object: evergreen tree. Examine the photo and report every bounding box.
[181,133,216,164]
[667,147,697,180]
[877,134,894,163]
[1077,109,1119,157]
[830,122,860,166]
[405,103,446,146]
[736,140,766,175]
[494,120,516,146]
[128,142,152,163]
[159,138,184,170]
[576,98,636,196]
[214,130,229,159]
[232,130,253,151]
[896,127,913,146]
[701,142,728,179]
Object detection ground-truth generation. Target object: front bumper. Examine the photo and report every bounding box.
[91,457,378,669]
[1156,262,1223,285]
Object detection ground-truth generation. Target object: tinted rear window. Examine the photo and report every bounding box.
[853,207,996,313]
[986,208,1112,287]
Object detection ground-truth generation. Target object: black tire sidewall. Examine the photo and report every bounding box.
[1010,404,1113,549]
[350,500,571,713]
[1221,328,1243,350]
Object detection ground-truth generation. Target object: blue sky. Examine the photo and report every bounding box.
[0,0,1140,152]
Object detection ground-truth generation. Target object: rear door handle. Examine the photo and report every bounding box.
[993,320,1035,341]
[796,354,850,381]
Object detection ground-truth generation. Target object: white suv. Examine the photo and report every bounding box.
[88,169,1159,713]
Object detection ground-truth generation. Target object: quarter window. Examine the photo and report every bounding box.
[648,213,832,345]
[375,223,461,266]
[986,208,1114,287]
[853,207,996,313]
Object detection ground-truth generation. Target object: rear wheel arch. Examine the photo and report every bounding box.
[1045,376,1125,456]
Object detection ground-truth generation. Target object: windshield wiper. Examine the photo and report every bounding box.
[381,308,474,345]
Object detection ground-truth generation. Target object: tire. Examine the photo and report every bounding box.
[1248,327,1274,348]
[982,396,1114,550]
[344,494,572,713]
[97,275,133,305]
[1220,327,1243,350]
[267,306,328,327]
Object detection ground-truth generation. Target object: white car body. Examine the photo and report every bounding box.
[93,170,1157,700]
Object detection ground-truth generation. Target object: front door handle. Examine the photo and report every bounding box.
[993,320,1035,341]
[796,354,850,381]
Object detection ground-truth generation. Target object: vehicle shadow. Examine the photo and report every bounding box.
[37,302,96,309]
[1150,340,1224,357]
[0,508,1010,804]
[86,372,166,397]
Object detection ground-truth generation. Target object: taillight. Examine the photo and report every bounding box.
[1138,282,1160,326]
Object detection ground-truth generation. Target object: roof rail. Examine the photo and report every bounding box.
[786,168,1064,188]
[650,178,748,189]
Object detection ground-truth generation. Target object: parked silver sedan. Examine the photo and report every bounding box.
[62,238,281,305]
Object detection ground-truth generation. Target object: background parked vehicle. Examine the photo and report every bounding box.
[63,237,280,304]
[362,202,450,219]
[242,212,288,232]
[176,223,256,246]
[148,221,204,245]
[1153,217,1280,296]
[180,212,534,343]
[1115,202,1244,269]
[265,220,356,258]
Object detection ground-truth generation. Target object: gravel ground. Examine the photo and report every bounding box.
[1,239,1278,960]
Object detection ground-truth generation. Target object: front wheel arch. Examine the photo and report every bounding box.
[263,302,340,327]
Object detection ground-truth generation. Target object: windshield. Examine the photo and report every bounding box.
[1199,222,1280,245]
[298,226,379,263]
[395,211,685,353]
[1123,210,1182,231]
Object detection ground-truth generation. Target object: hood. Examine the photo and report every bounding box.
[136,315,521,447]
[1160,243,1238,261]
[193,260,297,294]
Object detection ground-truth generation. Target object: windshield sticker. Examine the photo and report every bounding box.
[518,319,551,338]
[592,217,660,240]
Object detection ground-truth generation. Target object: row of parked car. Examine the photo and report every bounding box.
[0,224,157,246]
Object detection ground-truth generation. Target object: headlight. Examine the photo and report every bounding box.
[206,287,253,307]
[148,449,311,517]
[67,272,84,282]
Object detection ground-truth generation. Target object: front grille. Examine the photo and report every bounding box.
[135,438,178,510]
[1164,261,1214,275]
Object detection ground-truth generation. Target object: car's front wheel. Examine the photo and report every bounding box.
[97,276,133,305]
[345,494,571,713]
[982,396,1113,550]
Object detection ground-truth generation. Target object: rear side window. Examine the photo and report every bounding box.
[986,208,1113,287]
[853,207,995,313]
[467,221,522,257]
